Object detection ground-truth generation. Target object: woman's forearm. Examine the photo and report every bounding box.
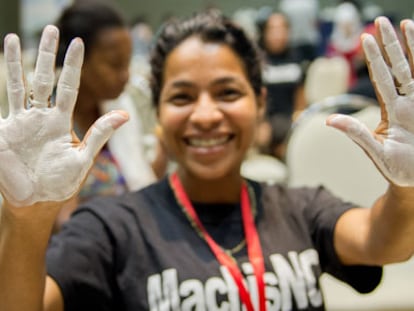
[367,185,414,263]
[0,201,61,311]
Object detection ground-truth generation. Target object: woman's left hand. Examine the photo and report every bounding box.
[327,16,414,187]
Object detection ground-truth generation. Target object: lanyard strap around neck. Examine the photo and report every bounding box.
[169,172,266,311]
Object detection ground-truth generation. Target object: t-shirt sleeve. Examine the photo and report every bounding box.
[46,205,118,311]
[302,186,383,293]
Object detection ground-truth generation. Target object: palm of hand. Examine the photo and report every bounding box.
[379,94,414,186]
[0,108,91,206]
[327,17,414,187]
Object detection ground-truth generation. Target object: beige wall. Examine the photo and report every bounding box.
[116,0,414,29]
[1,0,414,46]
[0,0,19,48]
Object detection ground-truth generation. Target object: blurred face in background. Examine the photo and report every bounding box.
[80,27,132,101]
[263,13,290,54]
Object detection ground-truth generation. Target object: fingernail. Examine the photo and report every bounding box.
[108,111,129,129]
[326,114,345,126]
[44,25,58,37]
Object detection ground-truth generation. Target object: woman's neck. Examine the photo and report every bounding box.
[176,169,244,204]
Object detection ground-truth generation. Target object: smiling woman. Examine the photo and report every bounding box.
[2,8,414,311]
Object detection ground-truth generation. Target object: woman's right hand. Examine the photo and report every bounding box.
[326,17,414,188]
[0,25,128,208]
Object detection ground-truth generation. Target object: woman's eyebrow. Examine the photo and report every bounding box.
[167,76,242,90]
[168,80,194,89]
[211,76,243,86]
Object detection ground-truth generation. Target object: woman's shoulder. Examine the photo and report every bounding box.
[258,181,352,212]
[74,177,174,223]
[259,181,323,200]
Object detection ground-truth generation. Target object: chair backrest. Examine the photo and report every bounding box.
[285,95,387,206]
[241,152,288,185]
[304,56,350,105]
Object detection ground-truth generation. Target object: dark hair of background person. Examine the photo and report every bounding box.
[55,0,126,67]
[149,9,263,108]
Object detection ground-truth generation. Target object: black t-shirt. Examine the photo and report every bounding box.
[46,177,382,310]
[262,52,304,117]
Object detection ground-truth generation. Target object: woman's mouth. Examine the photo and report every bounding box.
[185,135,233,148]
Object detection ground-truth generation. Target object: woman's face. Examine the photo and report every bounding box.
[158,36,265,181]
[80,27,132,101]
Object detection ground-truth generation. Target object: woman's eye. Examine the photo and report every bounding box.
[170,94,193,105]
[217,89,242,101]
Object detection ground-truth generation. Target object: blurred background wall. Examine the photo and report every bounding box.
[2,0,414,49]
[0,1,19,48]
[115,0,414,28]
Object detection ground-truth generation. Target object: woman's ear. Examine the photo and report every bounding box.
[155,107,162,138]
[257,87,267,121]
[154,123,163,141]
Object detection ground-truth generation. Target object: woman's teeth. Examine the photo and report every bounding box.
[188,136,228,147]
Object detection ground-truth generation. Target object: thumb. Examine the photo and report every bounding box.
[326,113,383,160]
[81,110,129,160]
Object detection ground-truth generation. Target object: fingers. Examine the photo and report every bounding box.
[378,17,414,96]
[4,33,25,115]
[326,113,383,160]
[30,25,59,108]
[80,111,129,160]
[363,32,398,106]
[55,38,84,115]
[402,19,414,85]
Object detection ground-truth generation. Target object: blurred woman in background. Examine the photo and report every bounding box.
[53,0,167,230]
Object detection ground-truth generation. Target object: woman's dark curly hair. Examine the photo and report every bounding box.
[149,9,263,108]
[55,0,126,67]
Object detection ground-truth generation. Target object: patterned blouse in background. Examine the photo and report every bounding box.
[78,148,128,203]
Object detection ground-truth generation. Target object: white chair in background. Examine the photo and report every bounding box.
[304,56,350,106]
[286,94,385,206]
[241,151,288,185]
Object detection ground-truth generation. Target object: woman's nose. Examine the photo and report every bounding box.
[189,93,223,130]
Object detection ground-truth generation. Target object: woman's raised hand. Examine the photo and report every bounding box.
[0,25,128,207]
[327,16,414,187]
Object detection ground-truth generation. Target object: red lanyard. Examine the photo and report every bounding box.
[169,172,266,311]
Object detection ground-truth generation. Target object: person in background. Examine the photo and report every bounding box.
[279,0,321,63]
[130,15,154,61]
[325,1,364,87]
[347,22,378,100]
[53,0,167,230]
[2,10,414,311]
[128,15,165,165]
[256,11,306,160]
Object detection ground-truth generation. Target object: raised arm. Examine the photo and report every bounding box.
[327,17,414,265]
[0,25,128,311]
